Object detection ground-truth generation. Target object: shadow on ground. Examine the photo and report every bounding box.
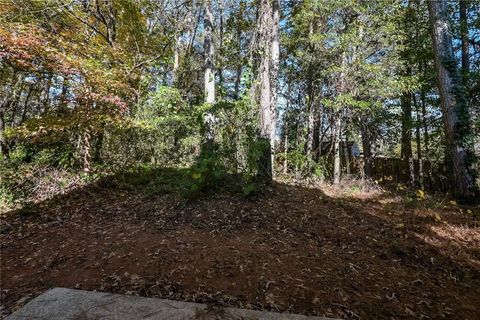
[1,167,479,319]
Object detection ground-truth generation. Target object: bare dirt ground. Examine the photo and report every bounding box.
[1,178,479,319]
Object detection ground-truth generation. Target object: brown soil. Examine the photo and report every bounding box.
[1,181,479,319]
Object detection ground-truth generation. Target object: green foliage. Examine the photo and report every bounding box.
[187,97,264,197]
[133,86,201,167]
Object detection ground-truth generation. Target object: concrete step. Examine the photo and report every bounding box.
[6,287,338,320]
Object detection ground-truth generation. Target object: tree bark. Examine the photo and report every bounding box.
[218,0,225,92]
[202,0,216,151]
[459,0,469,80]
[270,0,280,178]
[401,91,415,185]
[0,108,9,160]
[172,34,180,85]
[82,126,92,172]
[420,87,430,157]
[283,122,288,174]
[360,114,373,179]
[39,74,52,115]
[306,78,316,166]
[59,77,69,113]
[306,23,316,168]
[16,79,38,126]
[413,93,423,187]
[333,114,341,185]
[234,1,244,99]
[343,114,350,176]
[256,0,279,181]
[204,0,215,104]
[427,0,474,199]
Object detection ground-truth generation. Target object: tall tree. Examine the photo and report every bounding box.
[427,0,474,199]
[255,0,279,181]
[204,0,215,104]
[0,108,8,159]
[459,0,469,80]
[270,0,280,177]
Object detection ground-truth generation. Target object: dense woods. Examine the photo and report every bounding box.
[1,1,480,319]
[1,0,479,205]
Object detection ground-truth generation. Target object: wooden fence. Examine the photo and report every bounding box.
[349,157,449,192]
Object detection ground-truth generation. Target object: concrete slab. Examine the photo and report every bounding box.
[6,288,337,320]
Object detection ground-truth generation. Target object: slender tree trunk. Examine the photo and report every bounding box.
[256,0,279,181]
[0,108,9,160]
[343,122,350,176]
[361,114,373,179]
[420,89,432,187]
[306,80,316,167]
[16,79,38,126]
[420,88,430,157]
[401,91,415,184]
[318,106,324,159]
[460,0,469,81]
[270,0,280,178]
[39,74,52,115]
[82,126,92,172]
[234,1,244,99]
[234,64,242,99]
[306,23,316,167]
[218,0,225,92]
[427,0,474,199]
[59,77,69,113]
[283,122,288,174]
[9,76,24,127]
[172,34,180,85]
[413,93,423,187]
[333,114,341,184]
[204,0,215,104]
[295,117,302,179]
[202,0,216,150]
[333,51,348,184]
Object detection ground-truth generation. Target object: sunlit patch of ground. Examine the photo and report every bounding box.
[417,224,480,269]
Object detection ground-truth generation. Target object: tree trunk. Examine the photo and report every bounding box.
[258,0,272,179]
[82,126,92,172]
[360,114,373,178]
[202,0,216,150]
[420,89,429,157]
[283,122,288,174]
[305,22,316,168]
[0,108,9,160]
[256,0,279,181]
[39,74,52,115]
[427,0,474,199]
[234,64,242,99]
[413,93,423,187]
[333,114,341,184]
[333,51,348,184]
[204,0,215,104]
[59,77,69,113]
[420,89,432,188]
[218,0,225,93]
[16,79,38,126]
[9,75,24,127]
[401,91,415,185]
[172,35,180,85]
[343,123,350,176]
[306,84,316,167]
[459,0,469,81]
[270,0,280,178]
[234,2,244,99]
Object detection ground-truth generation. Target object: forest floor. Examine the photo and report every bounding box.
[1,169,479,319]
